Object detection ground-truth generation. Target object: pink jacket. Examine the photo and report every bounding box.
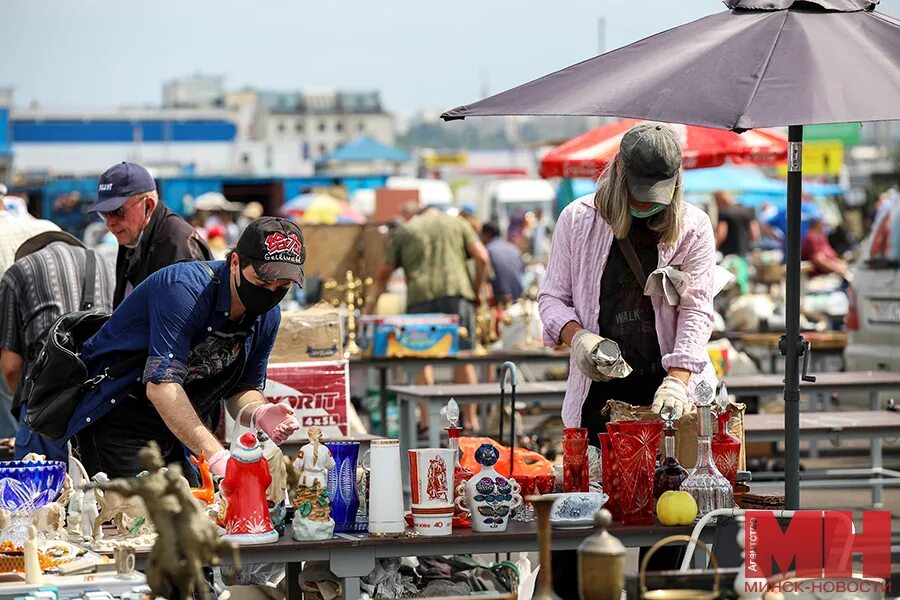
[538,195,718,427]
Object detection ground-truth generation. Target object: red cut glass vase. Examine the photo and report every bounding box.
[563,427,590,490]
[711,410,741,486]
[598,431,621,522]
[607,420,665,526]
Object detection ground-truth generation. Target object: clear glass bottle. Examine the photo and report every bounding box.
[653,406,688,499]
[680,382,734,521]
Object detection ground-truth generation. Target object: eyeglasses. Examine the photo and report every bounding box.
[99,197,147,220]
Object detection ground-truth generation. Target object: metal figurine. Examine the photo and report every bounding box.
[90,442,238,600]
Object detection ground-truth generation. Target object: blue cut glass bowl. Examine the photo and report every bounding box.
[0,460,66,512]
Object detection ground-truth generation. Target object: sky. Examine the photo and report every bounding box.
[0,0,729,116]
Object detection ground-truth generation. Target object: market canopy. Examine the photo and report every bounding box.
[442,0,900,510]
[319,136,410,164]
[539,120,787,179]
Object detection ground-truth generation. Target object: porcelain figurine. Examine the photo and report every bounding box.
[24,525,43,584]
[92,472,153,538]
[291,426,336,540]
[263,434,289,536]
[221,432,278,545]
[189,453,216,506]
[455,443,522,533]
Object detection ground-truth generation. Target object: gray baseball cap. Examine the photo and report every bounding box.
[620,123,682,205]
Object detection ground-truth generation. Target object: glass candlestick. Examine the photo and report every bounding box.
[653,406,689,499]
[680,381,734,521]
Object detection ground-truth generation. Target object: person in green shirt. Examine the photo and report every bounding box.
[367,206,490,431]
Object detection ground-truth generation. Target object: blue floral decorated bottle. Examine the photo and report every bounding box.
[455,443,521,533]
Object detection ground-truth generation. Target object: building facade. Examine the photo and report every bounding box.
[257,90,395,160]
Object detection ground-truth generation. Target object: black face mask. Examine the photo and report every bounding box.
[235,268,289,316]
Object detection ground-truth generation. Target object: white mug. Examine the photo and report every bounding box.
[410,504,454,537]
[365,440,406,536]
[407,448,455,509]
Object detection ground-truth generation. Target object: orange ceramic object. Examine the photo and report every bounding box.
[190,452,216,506]
[458,437,553,478]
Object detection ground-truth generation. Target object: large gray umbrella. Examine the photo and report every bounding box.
[443,0,900,510]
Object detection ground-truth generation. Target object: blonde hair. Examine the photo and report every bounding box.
[593,153,684,245]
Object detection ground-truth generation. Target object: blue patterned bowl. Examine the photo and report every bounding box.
[0,461,66,512]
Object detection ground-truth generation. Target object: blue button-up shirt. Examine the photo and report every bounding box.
[65,260,280,442]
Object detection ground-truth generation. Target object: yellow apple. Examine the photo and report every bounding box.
[656,490,698,526]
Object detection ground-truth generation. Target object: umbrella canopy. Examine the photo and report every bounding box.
[193,192,243,213]
[539,120,787,178]
[442,0,899,131]
[442,0,900,511]
[283,193,366,225]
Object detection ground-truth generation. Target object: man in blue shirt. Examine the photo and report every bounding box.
[480,222,524,303]
[69,217,305,479]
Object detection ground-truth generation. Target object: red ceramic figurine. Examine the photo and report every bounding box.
[220,432,278,545]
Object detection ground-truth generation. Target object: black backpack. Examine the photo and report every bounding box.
[22,251,144,440]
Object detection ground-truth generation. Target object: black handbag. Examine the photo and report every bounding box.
[22,250,144,440]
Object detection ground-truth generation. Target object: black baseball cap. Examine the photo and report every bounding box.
[88,162,156,213]
[620,123,683,205]
[235,217,306,285]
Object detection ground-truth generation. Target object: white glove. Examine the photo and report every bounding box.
[571,329,631,382]
[651,376,693,420]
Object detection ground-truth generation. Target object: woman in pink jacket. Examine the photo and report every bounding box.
[539,123,718,444]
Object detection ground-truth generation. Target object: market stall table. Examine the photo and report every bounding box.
[212,520,713,600]
[354,349,569,434]
[738,331,847,374]
[744,410,900,508]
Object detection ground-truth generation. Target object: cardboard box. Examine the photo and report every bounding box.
[358,314,459,358]
[270,307,343,362]
[226,360,350,443]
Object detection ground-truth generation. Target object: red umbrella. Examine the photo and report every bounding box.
[538,119,788,179]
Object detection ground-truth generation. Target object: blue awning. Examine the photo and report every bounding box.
[319,136,410,164]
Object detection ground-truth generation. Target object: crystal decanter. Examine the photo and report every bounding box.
[680,381,734,520]
[711,408,741,486]
[653,406,689,499]
[443,398,473,528]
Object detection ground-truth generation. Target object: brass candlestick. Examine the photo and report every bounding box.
[324,270,371,358]
[528,494,562,600]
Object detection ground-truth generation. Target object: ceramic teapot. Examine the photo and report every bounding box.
[455,443,521,532]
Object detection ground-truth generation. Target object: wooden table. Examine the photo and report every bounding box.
[738,331,848,373]
[352,350,569,435]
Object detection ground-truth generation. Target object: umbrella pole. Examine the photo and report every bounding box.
[783,124,804,510]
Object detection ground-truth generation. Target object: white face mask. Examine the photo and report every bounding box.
[123,227,145,249]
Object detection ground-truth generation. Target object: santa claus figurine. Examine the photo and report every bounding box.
[221,432,279,545]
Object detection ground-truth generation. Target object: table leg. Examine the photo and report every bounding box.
[870,391,884,508]
[428,401,440,449]
[286,561,303,600]
[329,547,376,600]
[379,367,388,436]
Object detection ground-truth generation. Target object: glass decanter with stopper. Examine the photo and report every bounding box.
[442,398,474,528]
[711,407,742,487]
[680,381,734,520]
[653,405,689,499]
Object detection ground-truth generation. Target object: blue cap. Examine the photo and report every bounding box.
[89,162,156,213]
